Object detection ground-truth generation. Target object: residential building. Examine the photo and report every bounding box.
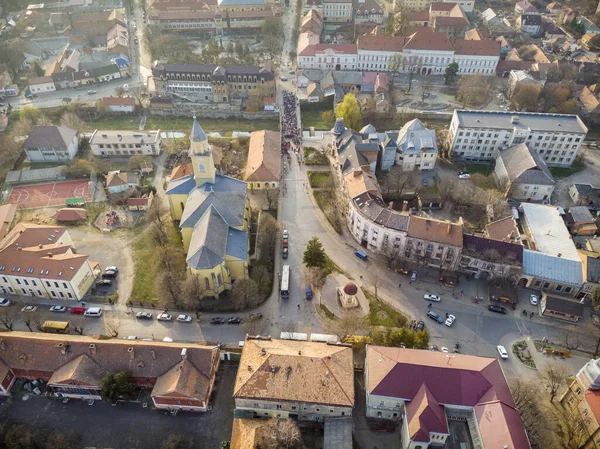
[508,70,542,99]
[302,8,324,34]
[106,171,140,194]
[355,0,384,23]
[393,0,430,11]
[23,125,79,163]
[570,183,600,209]
[89,130,162,157]
[0,332,219,412]
[244,130,282,189]
[547,2,563,14]
[404,216,462,270]
[578,86,600,124]
[151,62,275,104]
[484,216,522,244]
[560,357,600,447]
[365,346,530,448]
[305,0,324,14]
[392,118,437,171]
[323,0,353,22]
[566,206,598,235]
[460,234,523,280]
[166,118,250,297]
[0,224,97,301]
[90,64,121,82]
[297,44,358,71]
[127,194,154,211]
[496,36,512,55]
[447,110,588,167]
[100,96,135,113]
[515,0,538,14]
[465,29,490,40]
[540,293,585,321]
[518,203,583,297]
[493,143,555,201]
[441,0,473,12]
[233,336,354,419]
[429,2,469,38]
[517,13,543,35]
[577,249,600,301]
[28,76,56,94]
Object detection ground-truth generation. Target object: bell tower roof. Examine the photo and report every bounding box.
[191,116,207,143]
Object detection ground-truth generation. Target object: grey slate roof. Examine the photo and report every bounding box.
[225,228,248,261]
[337,129,373,174]
[191,118,207,142]
[462,234,523,263]
[187,207,229,269]
[544,294,584,317]
[24,125,77,150]
[180,185,246,229]
[352,192,410,232]
[521,14,542,25]
[522,249,583,285]
[453,110,588,134]
[166,175,196,195]
[396,119,437,155]
[497,143,555,185]
[588,257,600,283]
[569,206,594,223]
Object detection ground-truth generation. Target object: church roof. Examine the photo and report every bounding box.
[187,207,229,269]
[191,117,207,142]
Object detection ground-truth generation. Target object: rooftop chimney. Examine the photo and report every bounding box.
[151,349,156,360]
[47,253,52,258]
[128,347,135,359]
[447,222,452,233]
[388,201,394,210]
[261,348,267,356]
[89,344,96,355]
[402,200,408,212]
[181,348,188,361]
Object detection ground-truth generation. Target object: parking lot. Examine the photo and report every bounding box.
[0,362,237,449]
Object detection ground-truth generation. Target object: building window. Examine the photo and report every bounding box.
[276,404,282,410]
[204,277,210,290]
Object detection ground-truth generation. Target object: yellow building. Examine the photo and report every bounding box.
[166,118,250,297]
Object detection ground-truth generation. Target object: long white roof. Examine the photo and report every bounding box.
[521,203,579,260]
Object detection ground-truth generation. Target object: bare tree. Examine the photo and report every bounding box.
[563,325,580,351]
[158,272,182,308]
[381,166,413,200]
[251,264,272,296]
[258,213,280,262]
[71,317,85,335]
[232,277,260,310]
[261,419,301,449]
[105,317,121,338]
[552,402,590,449]
[326,312,367,342]
[538,361,570,402]
[182,274,204,307]
[60,112,86,133]
[264,189,277,211]
[371,273,382,300]
[420,76,432,103]
[243,317,269,336]
[0,311,14,330]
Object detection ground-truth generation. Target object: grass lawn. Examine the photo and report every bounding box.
[308,171,331,188]
[87,115,279,133]
[362,287,408,327]
[464,164,493,176]
[130,231,157,303]
[302,110,335,129]
[549,160,585,179]
[313,190,343,234]
[303,148,329,165]
[320,304,336,320]
[469,173,498,191]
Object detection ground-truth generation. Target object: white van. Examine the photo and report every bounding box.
[84,307,103,317]
[497,345,508,359]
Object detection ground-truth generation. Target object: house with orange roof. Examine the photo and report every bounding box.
[244,130,282,190]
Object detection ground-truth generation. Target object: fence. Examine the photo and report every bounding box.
[148,107,279,121]
[5,165,67,186]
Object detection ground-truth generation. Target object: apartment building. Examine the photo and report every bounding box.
[0,224,96,301]
[393,0,430,11]
[23,125,79,163]
[447,110,588,167]
[460,234,523,280]
[365,346,530,449]
[355,0,385,23]
[323,0,353,22]
[393,118,438,170]
[233,336,354,420]
[89,130,162,157]
[404,216,463,270]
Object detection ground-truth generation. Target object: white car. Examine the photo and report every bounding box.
[458,172,470,179]
[445,314,456,327]
[497,345,509,359]
[49,305,67,313]
[530,294,538,305]
[157,313,172,321]
[441,347,449,353]
[21,306,38,313]
[0,298,11,307]
[424,294,441,302]
[283,229,289,239]
[177,314,193,323]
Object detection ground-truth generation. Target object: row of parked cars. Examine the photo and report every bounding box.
[135,312,193,322]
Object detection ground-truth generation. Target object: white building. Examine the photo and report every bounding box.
[28,76,56,94]
[23,125,79,163]
[517,13,543,35]
[297,43,358,71]
[355,0,385,23]
[323,0,353,22]
[393,118,437,170]
[89,130,162,157]
[0,224,96,301]
[101,96,135,113]
[447,110,588,167]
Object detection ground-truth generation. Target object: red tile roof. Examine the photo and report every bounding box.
[453,39,500,55]
[406,384,448,441]
[102,96,135,107]
[126,197,150,206]
[404,31,454,51]
[430,2,456,11]
[357,34,407,52]
[407,216,463,247]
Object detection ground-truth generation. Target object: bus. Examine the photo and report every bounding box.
[281,265,290,299]
[42,321,70,334]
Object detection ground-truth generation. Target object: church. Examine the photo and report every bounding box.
[166,118,250,297]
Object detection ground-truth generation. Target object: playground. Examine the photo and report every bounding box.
[7,180,92,209]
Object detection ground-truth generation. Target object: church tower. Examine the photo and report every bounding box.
[189,117,216,187]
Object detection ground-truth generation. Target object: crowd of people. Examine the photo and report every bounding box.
[282,90,301,148]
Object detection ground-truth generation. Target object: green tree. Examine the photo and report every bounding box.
[370,328,430,349]
[261,17,284,57]
[592,288,600,311]
[100,371,136,403]
[19,106,42,124]
[335,93,362,130]
[303,237,327,269]
[64,159,94,178]
[510,84,541,112]
[32,60,44,77]
[235,41,244,59]
[226,41,234,54]
[226,10,231,29]
[444,62,459,85]
[127,154,152,171]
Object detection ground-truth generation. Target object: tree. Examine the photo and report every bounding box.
[261,419,301,449]
[251,264,272,296]
[540,85,571,112]
[148,34,192,62]
[32,60,44,77]
[100,371,136,403]
[235,41,244,60]
[510,84,541,111]
[0,38,27,78]
[303,237,327,269]
[258,213,280,262]
[114,86,125,97]
[371,273,382,300]
[444,62,459,85]
[517,45,538,61]
[182,274,204,307]
[232,277,260,309]
[19,106,42,124]
[160,435,194,449]
[420,76,432,103]
[563,325,580,351]
[60,112,85,132]
[226,42,234,54]
[381,166,413,199]
[436,128,449,158]
[321,110,334,125]
[370,328,429,349]
[264,188,277,210]
[71,316,85,335]
[64,159,93,178]
[538,361,570,402]
[127,154,152,171]
[0,311,14,331]
[592,288,600,311]
[326,312,367,342]
[261,17,284,58]
[336,94,362,131]
[157,271,182,307]
[456,74,491,108]
[104,317,121,337]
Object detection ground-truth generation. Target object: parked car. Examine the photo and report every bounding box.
[283,229,289,239]
[530,294,538,305]
[458,171,470,179]
[105,266,119,273]
[96,279,112,286]
[21,306,38,313]
[354,250,368,261]
[228,316,243,324]
[87,90,97,95]
[136,312,153,320]
[424,294,441,302]
[427,310,443,323]
[416,320,425,331]
[249,313,263,320]
[445,314,456,326]
[134,37,138,44]
[49,305,67,313]
[103,270,117,278]
[411,271,418,282]
[84,307,103,317]
[283,239,288,249]
[70,307,85,314]
[157,313,172,321]
[441,347,449,353]
[306,285,313,300]
[177,314,193,323]
[211,317,226,324]
[0,298,11,307]
[430,345,440,351]
[488,304,507,314]
[497,345,509,359]
[423,178,429,186]
[282,248,288,259]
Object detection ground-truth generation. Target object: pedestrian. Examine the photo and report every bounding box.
[398,283,402,288]
[530,312,533,319]
[298,304,300,308]
[409,281,412,285]
[428,303,432,309]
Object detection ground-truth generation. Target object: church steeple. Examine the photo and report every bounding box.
[189,116,215,186]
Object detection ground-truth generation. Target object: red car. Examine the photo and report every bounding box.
[70,307,85,314]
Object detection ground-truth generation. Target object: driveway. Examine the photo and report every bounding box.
[552,147,600,206]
